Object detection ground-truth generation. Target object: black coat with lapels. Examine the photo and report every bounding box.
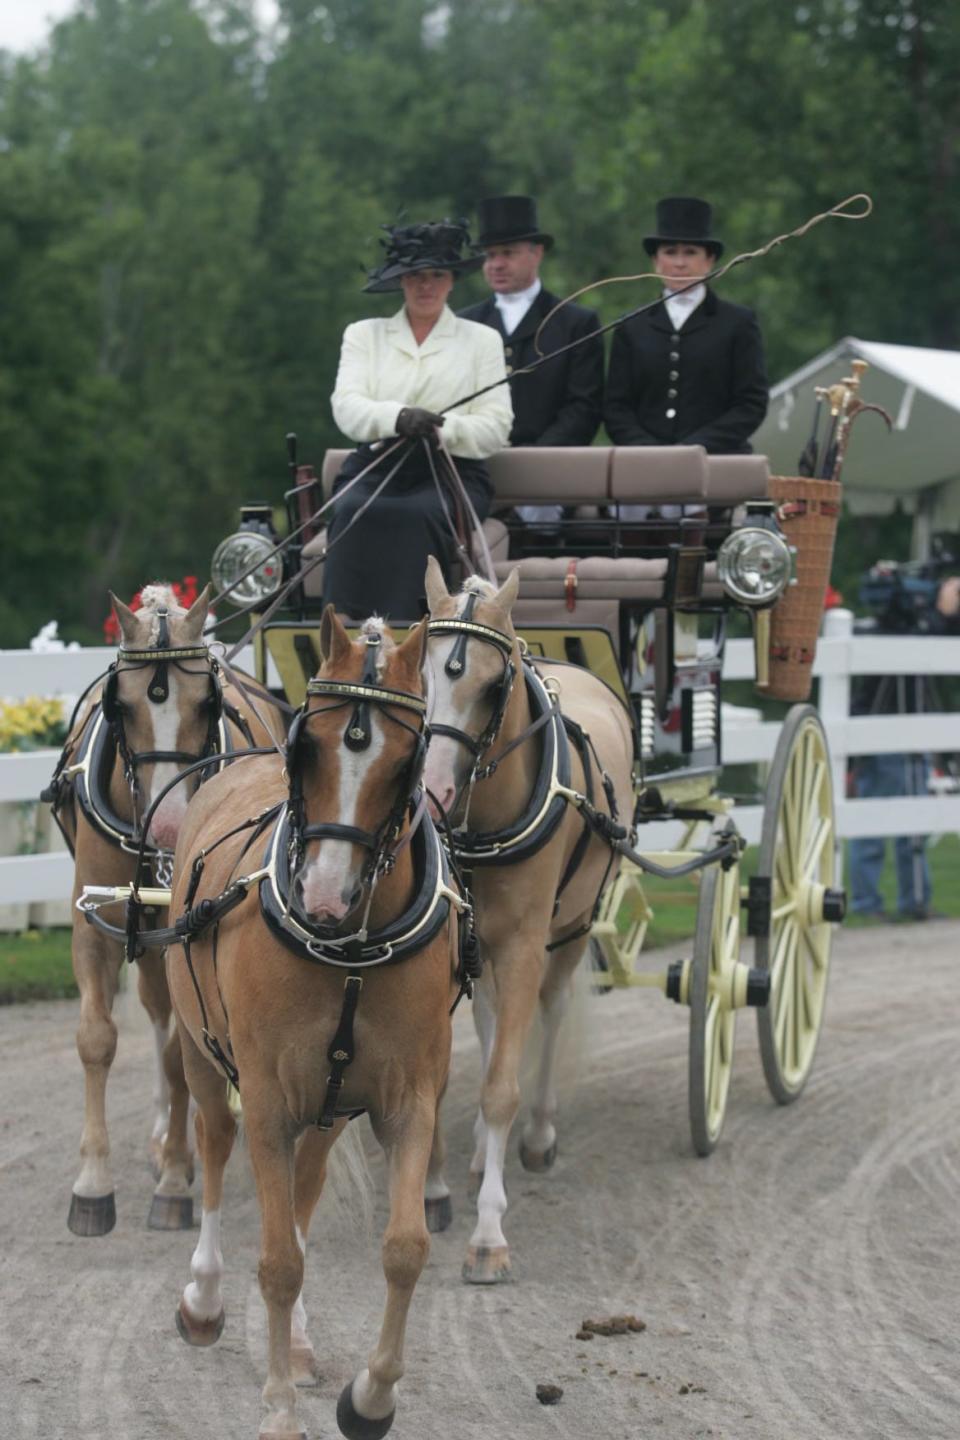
[604,288,768,453]
[459,288,604,447]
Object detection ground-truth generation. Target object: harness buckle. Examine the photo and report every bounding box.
[564,559,579,612]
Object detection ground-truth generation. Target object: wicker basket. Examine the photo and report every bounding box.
[761,476,842,702]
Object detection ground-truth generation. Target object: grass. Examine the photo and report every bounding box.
[1,836,957,1003]
[0,927,76,1004]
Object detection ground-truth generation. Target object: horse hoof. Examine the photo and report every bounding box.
[519,1137,557,1173]
[67,1191,116,1237]
[175,1300,225,1347]
[148,1192,194,1231]
[462,1245,512,1285]
[291,1343,320,1388]
[424,1194,453,1233]
[336,1382,395,1440]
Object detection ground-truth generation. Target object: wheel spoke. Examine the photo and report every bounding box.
[770,913,793,992]
[800,919,829,973]
[801,812,831,881]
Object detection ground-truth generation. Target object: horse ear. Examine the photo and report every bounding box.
[423,554,450,614]
[110,592,140,645]
[319,604,352,666]
[397,615,429,676]
[494,567,520,613]
[183,582,212,637]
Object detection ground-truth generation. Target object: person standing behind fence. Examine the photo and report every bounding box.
[459,195,604,525]
[849,575,960,922]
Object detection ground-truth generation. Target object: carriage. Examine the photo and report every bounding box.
[212,436,847,1157]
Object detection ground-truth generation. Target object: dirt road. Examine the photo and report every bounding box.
[2,921,958,1440]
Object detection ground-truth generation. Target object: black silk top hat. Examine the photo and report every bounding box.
[475,195,554,249]
[642,197,724,257]
[363,219,485,293]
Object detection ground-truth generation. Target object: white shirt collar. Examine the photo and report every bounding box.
[663,283,706,330]
[493,279,542,334]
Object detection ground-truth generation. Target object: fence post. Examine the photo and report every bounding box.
[819,607,853,885]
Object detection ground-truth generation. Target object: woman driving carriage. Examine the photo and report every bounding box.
[323,219,513,621]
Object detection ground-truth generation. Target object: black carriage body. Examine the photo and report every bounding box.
[224,444,780,797]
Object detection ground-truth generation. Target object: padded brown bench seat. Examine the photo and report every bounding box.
[314,445,769,509]
[299,447,771,602]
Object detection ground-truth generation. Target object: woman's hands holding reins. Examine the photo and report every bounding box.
[396,406,445,439]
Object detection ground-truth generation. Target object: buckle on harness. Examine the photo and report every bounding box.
[564,559,579,612]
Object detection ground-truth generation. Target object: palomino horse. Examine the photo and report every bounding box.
[165,610,463,1440]
[47,583,282,1235]
[422,558,635,1282]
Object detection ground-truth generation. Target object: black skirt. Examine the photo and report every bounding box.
[321,443,493,622]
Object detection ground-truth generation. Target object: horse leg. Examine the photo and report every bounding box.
[338,1100,435,1440]
[519,929,590,1172]
[287,1123,345,1387]
[242,1095,305,1440]
[424,1081,452,1232]
[467,972,497,1197]
[463,949,541,1284]
[175,1028,237,1348]
[69,925,122,1236]
[148,1020,196,1230]
[137,952,173,1176]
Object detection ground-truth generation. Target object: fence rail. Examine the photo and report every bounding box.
[2,613,958,914]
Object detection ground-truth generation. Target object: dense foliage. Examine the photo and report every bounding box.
[2,0,957,643]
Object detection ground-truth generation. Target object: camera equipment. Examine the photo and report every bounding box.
[857,534,958,634]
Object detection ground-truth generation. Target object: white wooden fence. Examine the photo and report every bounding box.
[1,612,958,919]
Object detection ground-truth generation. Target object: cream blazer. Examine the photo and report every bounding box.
[331,306,513,459]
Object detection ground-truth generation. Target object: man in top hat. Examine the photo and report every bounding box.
[604,196,768,456]
[460,195,604,523]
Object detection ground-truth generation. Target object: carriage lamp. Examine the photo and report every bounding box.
[717,527,792,607]
[211,531,281,607]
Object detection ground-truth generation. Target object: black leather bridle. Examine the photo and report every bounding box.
[102,606,224,840]
[285,631,429,916]
[426,590,517,779]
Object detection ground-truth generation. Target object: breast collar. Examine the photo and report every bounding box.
[66,703,234,859]
[259,803,461,968]
[449,662,573,867]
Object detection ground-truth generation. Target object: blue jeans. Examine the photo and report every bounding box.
[849,753,931,916]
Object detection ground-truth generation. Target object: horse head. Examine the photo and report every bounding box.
[422,555,520,823]
[107,582,219,850]
[290,607,429,929]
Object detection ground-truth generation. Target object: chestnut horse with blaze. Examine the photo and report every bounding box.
[422,558,635,1283]
[47,583,282,1236]
[166,610,463,1440]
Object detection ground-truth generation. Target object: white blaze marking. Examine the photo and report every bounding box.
[145,673,190,846]
[299,716,386,917]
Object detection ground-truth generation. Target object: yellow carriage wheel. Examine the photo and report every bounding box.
[689,860,741,1156]
[755,704,836,1104]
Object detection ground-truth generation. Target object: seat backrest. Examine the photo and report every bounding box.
[704,454,770,504]
[321,449,352,497]
[608,445,709,504]
[487,447,610,506]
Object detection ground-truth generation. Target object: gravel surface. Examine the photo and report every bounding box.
[2,921,958,1440]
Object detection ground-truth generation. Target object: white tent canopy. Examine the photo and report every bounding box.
[754,338,960,531]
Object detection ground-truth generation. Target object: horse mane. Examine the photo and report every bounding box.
[138,582,188,644]
[460,576,498,605]
[360,615,389,677]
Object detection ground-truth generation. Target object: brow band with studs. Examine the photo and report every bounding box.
[305,681,427,715]
[426,620,514,655]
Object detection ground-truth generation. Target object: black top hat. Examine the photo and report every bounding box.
[475,195,554,250]
[643,197,724,257]
[363,219,485,293]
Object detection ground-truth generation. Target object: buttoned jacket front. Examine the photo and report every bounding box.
[459,289,603,447]
[604,288,768,454]
[331,306,513,459]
